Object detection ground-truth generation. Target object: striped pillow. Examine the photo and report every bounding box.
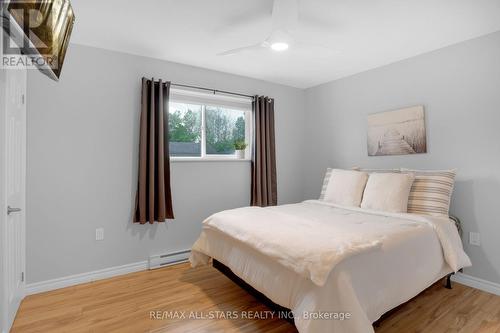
[319,168,333,200]
[401,168,456,217]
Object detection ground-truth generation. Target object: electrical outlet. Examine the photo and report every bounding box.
[96,228,104,241]
[469,232,480,246]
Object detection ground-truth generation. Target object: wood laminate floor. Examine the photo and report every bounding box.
[12,263,500,333]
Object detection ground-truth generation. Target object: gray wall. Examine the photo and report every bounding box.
[304,31,500,284]
[27,44,305,283]
[28,32,500,286]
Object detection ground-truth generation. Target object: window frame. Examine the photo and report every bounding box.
[168,93,253,162]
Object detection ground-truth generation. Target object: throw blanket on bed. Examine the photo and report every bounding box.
[191,200,470,287]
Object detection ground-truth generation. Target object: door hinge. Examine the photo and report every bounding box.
[21,272,24,282]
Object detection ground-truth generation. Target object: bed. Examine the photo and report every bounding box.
[190,200,471,333]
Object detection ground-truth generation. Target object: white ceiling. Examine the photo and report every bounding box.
[70,0,500,88]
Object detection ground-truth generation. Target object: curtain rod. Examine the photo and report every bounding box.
[170,83,255,100]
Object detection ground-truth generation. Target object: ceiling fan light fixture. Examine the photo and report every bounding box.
[270,42,289,51]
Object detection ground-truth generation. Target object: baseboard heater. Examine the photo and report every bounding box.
[149,250,191,270]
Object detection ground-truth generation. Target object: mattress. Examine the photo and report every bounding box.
[190,201,469,333]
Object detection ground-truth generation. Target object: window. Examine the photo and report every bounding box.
[168,102,202,157]
[168,90,252,160]
[205,106,246,155]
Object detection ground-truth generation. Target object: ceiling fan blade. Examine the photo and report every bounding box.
[217,43,267,56]
[272,0,299,32]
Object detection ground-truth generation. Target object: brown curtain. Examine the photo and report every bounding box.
[134,78,174,224]
[251,96,277,207]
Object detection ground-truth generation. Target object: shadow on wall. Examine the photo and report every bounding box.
[452,178,500,284]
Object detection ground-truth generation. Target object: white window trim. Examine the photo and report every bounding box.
[170,157,251,162]
[169,91,253,162]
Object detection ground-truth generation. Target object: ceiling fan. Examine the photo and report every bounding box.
[217,0,333,56]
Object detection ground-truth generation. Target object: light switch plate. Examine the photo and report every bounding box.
[96,228,104,241]
[469,232,480,246]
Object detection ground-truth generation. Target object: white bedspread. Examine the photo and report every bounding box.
[190,200,471,333]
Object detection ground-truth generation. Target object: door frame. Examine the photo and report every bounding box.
[0,41,8,333]
[0,55,27,333]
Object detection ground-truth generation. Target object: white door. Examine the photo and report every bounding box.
[1,67,26,332]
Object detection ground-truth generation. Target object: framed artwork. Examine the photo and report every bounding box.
[367,106,427,156]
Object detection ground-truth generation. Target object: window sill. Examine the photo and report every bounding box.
[170,157,251,163]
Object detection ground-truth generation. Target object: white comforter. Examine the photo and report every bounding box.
[190,200,471,333]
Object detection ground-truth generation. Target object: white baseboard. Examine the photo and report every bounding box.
[25,261,148,295]
[26,250,192,295]
[451,272,500,296]
[26,260,499,299]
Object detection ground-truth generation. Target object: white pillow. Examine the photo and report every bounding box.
[361,173,415,213]
[323,169,369,207]
[352,167,401,174]
[319,168,333,200]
